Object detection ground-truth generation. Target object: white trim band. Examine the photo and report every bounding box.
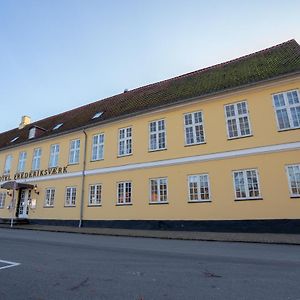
[8,141,300,183]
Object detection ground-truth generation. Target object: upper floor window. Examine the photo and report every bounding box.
[117,181,132,205]
[89,184,102,206]
[44,188,55,207]
[225,101,251,139]
[184,111,205,145]
[150,177,168,203]
[188,174,210,202]
[92,134,104,161]
[118,127,132,156]
[273,90,300,130]
[65,186,77,206]
[28,127,36,139]
[0,192,6,208]
[286,164,300,197]
[233,169,261,200]
[49,144,60,168]
[32,148,42,171]
[92,112,103,119]
[149,119,166,151]
[4,155,12,175]
[69,139,80,164]
[17,151,27,172]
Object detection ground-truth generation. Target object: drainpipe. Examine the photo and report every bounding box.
[79,129,88,228]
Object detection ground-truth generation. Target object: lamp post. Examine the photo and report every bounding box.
[10,181,17,228]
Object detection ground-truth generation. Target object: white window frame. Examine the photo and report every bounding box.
[149,177,168,204]
[272,90,300,131]
[28,127,36,139]
[69,139,80,164]
[224,101,252,139]
[88,184,102,206]
[17,151,27,172]
[286,164,300,198]
[91,133,104,161]
[117,181,132,205]
[232,169,261,200]
[65,186,77,206]
[44,188,55,207]
[118,127,132,157]
[32,148,42,171]
[4,154,12,175]
[49,144,60,168]
[0,192,6,208]
[183,111,205,145]
[188,174,211,202]
[149,119,167,151]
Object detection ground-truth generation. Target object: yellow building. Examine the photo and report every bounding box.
[0,40,300,232]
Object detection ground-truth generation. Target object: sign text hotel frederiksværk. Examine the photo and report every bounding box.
[0,166,68,183]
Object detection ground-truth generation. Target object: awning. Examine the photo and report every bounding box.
[0,181,34,190]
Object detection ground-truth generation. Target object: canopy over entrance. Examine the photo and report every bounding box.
[1,181,34,190]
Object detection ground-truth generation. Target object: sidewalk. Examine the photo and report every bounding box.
[1,223,300,245]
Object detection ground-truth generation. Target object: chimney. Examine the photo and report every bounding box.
[19,115,31,129]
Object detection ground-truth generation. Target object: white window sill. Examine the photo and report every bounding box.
[234,197,263,201]
[149,201,169,205]
[188,200,211,203]
[227,134,253,140]
[148,148,167,153]
[116,203,132,206]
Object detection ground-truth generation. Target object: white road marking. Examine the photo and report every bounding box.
[0,259,20,270]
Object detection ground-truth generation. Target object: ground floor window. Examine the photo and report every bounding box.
[188,174,210,202]
[89,184,102,206]
[150,178,168,203]
[286,164,300,197]
[233,169,261,200]
[0,192,6,208]
[65,187,77,206]
[117,181,132,204]
[44,188,55,207]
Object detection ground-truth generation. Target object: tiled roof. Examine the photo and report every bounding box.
[1,39,300,150]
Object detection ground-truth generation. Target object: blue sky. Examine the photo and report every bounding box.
[0,0,299,132]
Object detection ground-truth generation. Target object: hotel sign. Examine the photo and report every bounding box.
[0,166,68,182]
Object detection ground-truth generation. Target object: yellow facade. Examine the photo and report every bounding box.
[0,76,300,231]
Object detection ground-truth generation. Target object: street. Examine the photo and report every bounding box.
[0,228,300,300]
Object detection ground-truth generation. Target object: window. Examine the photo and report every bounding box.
[89,184,102,205]
[65,187,77,206]
[0,192,6,208]
[233,169,261,200]
[225,101,251,139]
[4,155,12,175]
[92,112,103,119]
[91,134,104,161]
[184,111,205,145]
[273,90,300,130]
[44,188,55,207]
[118,127,132,156]
[117,181,132,204]
[10,136,19,143]
[49,144,60,167]
[149,119,166,151]
[52,123,63,130]
[286,165,300,197]
[150,178,168,203]
[32,148,42,171]
[28,127,36,139]
[17,151,27,172]
[188,174,210,202]
[69,139,80,164]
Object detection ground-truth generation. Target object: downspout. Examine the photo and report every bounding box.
[79,129,88,228]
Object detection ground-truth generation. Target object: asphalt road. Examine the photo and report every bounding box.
[0,229,300,300]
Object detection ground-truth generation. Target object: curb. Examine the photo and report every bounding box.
[1,224,300,245]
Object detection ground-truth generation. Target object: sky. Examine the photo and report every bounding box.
[0,0,299,133]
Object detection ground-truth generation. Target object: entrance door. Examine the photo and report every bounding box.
[18,189,31,218]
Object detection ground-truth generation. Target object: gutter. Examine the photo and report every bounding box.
[79,129,88,228]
